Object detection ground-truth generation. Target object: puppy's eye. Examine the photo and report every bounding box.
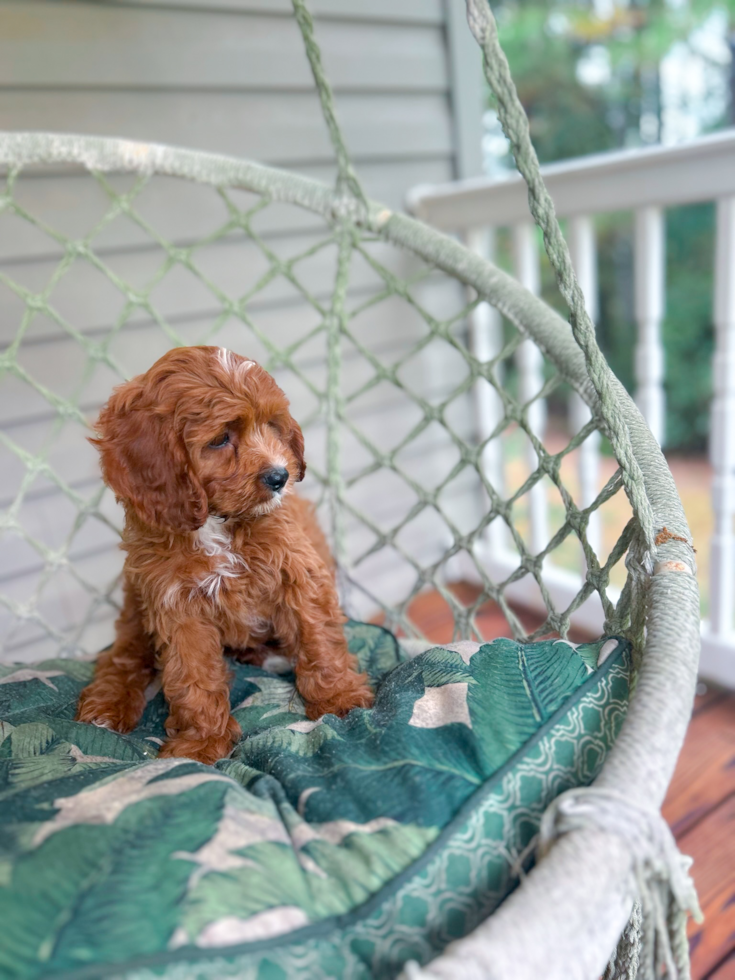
[208,431,230,449]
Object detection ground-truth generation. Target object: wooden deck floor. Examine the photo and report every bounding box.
[404,586,735,980]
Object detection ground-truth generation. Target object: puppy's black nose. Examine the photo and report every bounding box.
[261,466,289,492]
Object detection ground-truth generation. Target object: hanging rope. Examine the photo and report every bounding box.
[325,223,353,603]
[464,0,657,556]
[291,0,368,215]
[540,788,702,980]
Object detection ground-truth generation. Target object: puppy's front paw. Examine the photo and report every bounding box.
[75,686,145,734]
[303,677,374,720]
[158,716,241,765]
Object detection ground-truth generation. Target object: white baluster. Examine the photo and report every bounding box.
[568,215,602,559]
[513,222,548,554]
[465,227,507,552]
[634,206,666,446]
[710,197,735,636]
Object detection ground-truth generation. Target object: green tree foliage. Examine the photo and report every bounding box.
[663,203,715,449]
[494,0,731,451]
[495,5,617,161]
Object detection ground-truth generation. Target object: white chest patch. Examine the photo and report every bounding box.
[196,516,235,558]
[192,517,247,602]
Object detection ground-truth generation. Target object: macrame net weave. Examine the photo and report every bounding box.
[0,4,642,667]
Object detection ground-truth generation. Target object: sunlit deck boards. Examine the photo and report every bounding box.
[665,686,735,978]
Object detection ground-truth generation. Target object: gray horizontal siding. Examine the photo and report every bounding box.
[0,4,447,92]
[0,91,453,166]
[1,158,455,264]
[100,1,444,23]
[0,0,484,661]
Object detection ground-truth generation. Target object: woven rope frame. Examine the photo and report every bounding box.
[0,2,701,978]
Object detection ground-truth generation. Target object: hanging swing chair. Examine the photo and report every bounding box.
[0,2,701,979]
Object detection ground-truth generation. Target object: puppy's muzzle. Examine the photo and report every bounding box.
[261,466,289,493]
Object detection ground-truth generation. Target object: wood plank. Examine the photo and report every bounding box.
[0,383,476,507]
[694,681,729,716]
[0,469,481,598]
[399,587,511,644]
[449,581,588,641]
[0,285,466,425]
[0,475,486,662]
[0,5,448,92]
[0,260,458,358]
[0,457,481,589]
[0,231,419,349]
[0,489,122,581]
[376,582,560,643]
[95,0,444,23]
[0,545,122,639]
[0,383,479,625]
[663,697,735,836]
[1,609,119,665]
[0,404,479,559]
[680,794,735,979]
[1,157,455,263]
[0,401,479,571]
[0,320,475,505]
[0,284,470,503]
[0,91,453,166]
[706,951,735,979]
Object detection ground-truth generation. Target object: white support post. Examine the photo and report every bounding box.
[634,206,666,446]
[568,215,602,559]
[709,197,735,638]
[513,222,548,554]
[465,227,507,552]
[444,0,484,180]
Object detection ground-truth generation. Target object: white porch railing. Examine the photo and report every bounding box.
[408,129,735,688]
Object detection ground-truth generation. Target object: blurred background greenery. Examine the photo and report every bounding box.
[487,0,735,452]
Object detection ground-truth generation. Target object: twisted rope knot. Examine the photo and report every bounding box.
[564,505,585,536]
[625,543,655,579]
[540,788,702,980]
[329,192,368,227]
[585,567,607,595]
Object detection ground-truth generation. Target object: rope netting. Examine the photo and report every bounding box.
[0,0,643,663]
[0,155,636,663]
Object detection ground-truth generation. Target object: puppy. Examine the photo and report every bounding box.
[76,346,374,764]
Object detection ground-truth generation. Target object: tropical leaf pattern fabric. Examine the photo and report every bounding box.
[0,623,630,980]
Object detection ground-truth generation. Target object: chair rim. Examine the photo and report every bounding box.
[0,130,701,980]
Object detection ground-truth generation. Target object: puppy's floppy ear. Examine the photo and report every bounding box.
[287,415,306,482]
[91,386,208,533]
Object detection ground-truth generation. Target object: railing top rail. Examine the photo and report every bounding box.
[407,129,735,231]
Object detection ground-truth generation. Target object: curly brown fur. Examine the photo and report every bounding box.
[76,346,373,764]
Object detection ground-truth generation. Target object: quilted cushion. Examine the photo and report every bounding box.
[0,623,630,980]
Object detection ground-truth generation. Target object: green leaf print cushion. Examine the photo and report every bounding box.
[0,622,630,980]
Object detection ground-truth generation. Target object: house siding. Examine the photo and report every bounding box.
[0,0,484,660]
